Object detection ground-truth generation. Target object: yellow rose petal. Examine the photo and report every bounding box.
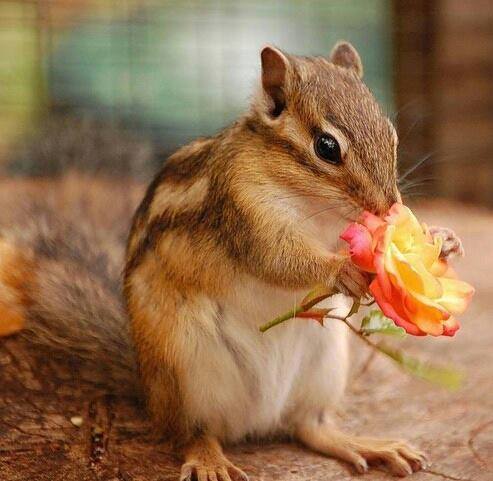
[437,277,474,315]
[418,237,442,269]
[390,245,443,298]
[343,202,474,337]
[430,259,456,278]
[388,205,426,253]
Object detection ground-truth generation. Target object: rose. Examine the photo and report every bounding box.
[340,204,474,337]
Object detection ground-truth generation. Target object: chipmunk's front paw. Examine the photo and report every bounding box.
[429,226,464,259]
[335,257,371,299]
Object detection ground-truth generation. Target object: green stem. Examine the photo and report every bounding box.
[259,297,358,333]
[260,298,461,390]
[259,306,305,332]
[335,315,384,350]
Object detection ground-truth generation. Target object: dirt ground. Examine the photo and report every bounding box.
[0,201,492,481]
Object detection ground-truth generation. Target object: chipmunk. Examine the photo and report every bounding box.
[0,42,464,479]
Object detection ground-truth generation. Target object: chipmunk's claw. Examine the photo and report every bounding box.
[298,420,427,478]
[352,456,369,474]
[344,439,427,477]
[180,460,249,481]
[180,435,248,481]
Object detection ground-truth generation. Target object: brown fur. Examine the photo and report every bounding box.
[0,43,406,478]
[0,176,143,394]
[124,46,400,448]
[0,239,32,336]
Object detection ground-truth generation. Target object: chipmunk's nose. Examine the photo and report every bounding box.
[373,189,401,216]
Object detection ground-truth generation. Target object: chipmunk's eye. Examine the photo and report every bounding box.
[315,134,342,165]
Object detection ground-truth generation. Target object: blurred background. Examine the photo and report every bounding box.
[0,0,492,203]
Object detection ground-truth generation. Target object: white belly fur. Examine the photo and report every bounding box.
[179,274,352,443]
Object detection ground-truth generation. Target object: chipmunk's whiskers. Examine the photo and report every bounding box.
[298,200,350,225]
[399,152,436,184]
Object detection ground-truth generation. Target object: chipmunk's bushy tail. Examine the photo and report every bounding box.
[0,176,143,396]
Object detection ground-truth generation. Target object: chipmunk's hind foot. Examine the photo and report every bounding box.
[297,420,428,477]
[350,437,428,476]
[180,435,248,481]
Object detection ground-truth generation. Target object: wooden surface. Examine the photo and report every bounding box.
[1,201,492,481]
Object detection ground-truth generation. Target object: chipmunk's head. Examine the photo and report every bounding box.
[248,41,401,220]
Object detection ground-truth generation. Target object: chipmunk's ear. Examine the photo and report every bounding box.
[329,41,363,78]
[261,45,289,117]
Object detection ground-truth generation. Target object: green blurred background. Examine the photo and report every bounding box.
[1,0,492,203]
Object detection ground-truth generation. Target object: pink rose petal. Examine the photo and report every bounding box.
[340,223,375,273]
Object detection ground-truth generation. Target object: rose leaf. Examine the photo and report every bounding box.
[378,344,464,391]
[360,310,407,337]
[301,285,335,310]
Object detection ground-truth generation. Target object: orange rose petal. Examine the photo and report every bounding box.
[375,243,395,299]
[370,279,425,336]
[341,202,473,337]
[442,316,460,337]
[406,302,447,337]
[402,283,450,319]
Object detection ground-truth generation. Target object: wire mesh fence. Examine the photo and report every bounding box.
[1,0,492,204]
[0,0,393,158]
